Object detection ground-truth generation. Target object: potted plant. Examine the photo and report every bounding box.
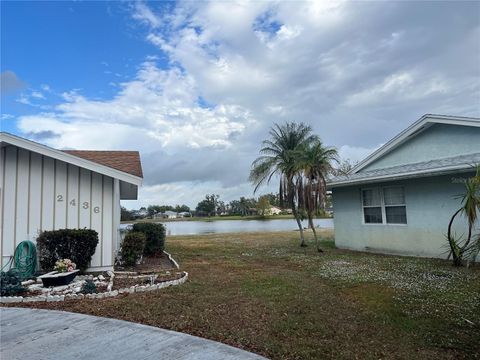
[39,259,79,287]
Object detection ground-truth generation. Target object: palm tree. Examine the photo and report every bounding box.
[239,197,249,216]
[300,140,338,252]
[249,122,317,247]
[447,165,480,266]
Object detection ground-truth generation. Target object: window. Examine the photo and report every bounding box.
[362,189,383,223]
[362,187,407,224]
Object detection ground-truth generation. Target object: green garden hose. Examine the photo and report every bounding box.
[1,241,37,280]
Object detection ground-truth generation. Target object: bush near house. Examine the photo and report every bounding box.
[80,279,98,294]
[131,223,166,255]
[37,229,99,272]
[120,232,146,266]
[0,270,26,296]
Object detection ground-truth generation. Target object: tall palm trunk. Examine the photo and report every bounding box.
[293,206,306,247]
[288,177,306,247]
[308,213,322,252]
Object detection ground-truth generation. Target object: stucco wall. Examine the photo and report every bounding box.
[363,124,480,171]
[332,172,477,259]
[1,145,120,270]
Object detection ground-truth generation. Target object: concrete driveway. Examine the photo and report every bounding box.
[1,307,267,360]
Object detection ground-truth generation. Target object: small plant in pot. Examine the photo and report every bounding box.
[39,258,79,287]
[55,259,77,273]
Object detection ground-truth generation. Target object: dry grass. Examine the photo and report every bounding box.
[6,230,480,359]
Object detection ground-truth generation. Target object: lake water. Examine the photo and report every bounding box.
[121,218,334,236]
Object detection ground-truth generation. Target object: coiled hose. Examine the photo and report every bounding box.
[1,240,37,280]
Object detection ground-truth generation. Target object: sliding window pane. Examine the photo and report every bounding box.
[364,207,383,223]
[386,206,407,224]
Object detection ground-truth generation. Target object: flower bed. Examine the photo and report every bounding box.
[0,270,188,304]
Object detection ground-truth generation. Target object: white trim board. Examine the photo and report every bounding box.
[0,132,142,186]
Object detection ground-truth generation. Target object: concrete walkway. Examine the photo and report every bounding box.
[1,308,267,360]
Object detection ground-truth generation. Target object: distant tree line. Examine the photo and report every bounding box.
[193,192,285,217]
[121,190,306,221]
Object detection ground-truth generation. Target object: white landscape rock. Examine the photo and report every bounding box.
[51,285,69,292]
[1,297,21,303]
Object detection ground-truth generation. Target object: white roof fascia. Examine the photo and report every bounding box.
[327,163,474,188]
[0,132,143,186]
[351,114,480,174]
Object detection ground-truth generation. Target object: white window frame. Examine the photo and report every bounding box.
[361,186,407,225]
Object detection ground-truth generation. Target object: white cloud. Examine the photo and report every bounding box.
[18,61,255,153]
[338,144,382,164]
[31,91,45,99]
[132,2,161,28]
[0,113,14,121]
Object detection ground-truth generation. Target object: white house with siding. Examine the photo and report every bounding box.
[0,132,143,271]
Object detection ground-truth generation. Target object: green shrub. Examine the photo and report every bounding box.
[132,223,166,255]
[37,229,99,272]
[1,270,26,297]
[121,231,146,266]
[80,279,97,294]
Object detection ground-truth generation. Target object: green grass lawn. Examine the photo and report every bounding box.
[9,230,480,359]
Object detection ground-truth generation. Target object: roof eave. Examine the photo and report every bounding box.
[327,164,474,189]
[1,132,143,186]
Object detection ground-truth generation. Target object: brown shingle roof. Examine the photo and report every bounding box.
[63,150,143,178]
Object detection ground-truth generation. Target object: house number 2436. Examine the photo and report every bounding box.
[56,196,100,213]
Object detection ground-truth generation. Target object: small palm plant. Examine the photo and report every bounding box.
[447,165,480,267]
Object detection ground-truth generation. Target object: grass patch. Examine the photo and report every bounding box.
[8,230,480,359]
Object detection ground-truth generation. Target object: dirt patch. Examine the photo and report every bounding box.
[112,273,183,290]
[115,252,176,273]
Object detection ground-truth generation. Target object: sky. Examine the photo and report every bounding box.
[1,1,479,209]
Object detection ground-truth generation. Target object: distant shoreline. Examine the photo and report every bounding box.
[121,214,332,224]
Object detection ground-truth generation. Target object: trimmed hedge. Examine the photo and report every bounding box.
[132,223,166,255]
[37,229,99,272]
[120,231,146,266]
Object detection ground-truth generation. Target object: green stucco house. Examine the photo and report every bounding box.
[328,114,480,259]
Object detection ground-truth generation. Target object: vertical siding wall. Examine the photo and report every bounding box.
[1,145,117,270]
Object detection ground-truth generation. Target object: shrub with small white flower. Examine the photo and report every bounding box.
[54,259,76,273]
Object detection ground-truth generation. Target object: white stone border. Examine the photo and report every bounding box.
[0,272,188,304]
[163,251,180,269]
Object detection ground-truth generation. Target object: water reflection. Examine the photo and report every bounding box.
[121,218,334,236]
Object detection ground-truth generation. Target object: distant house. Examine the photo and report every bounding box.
[0,132,143,271]
[327,114,480,259]
[132,208,148,219]
[163,211,178,219]
[178,211,191,218]
[267,206,282,215]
